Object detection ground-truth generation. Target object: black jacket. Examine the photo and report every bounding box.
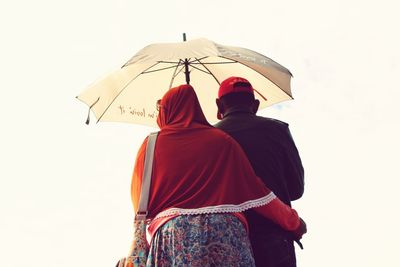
[214,108,304,237]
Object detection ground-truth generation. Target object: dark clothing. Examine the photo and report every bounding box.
[214,108,304,267]
[251,233,297,267]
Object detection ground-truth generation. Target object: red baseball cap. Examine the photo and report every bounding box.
[217,76,254,99]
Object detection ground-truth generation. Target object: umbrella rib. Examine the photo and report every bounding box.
[190,64,212,74]
[157,57,207,64]
[169,60,185,89]
[187,56,208,63]
[157,59,197,64]
[157,60,180,64]
[190,61,236,65]
[187,56,235,65]
[193,58,221,85]
[173,59,186,78]
[173,65,185,78]
[142,65,181,74]
[96,62,161,123]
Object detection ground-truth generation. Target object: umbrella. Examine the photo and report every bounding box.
[77,35,293,127]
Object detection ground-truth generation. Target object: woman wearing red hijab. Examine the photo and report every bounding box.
[131,84,305,266]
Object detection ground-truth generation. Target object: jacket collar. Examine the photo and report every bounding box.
[223,106,255,118]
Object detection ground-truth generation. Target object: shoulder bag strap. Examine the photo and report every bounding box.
[136,131,159,221]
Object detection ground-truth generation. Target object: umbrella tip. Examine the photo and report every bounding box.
[84,97,100,125]
[85,111,90,125]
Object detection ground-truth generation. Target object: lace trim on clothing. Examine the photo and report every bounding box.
[153,192,276,220]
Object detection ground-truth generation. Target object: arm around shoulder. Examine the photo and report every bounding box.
[253,196,307,239]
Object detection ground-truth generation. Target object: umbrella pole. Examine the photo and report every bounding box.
[183,33,190,84]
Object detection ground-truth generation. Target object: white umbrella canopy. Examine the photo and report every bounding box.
[77,37,293,127]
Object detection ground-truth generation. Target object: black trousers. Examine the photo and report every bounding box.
[251,233,297,267]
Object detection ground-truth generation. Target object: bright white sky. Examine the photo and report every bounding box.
[1,1,399,266]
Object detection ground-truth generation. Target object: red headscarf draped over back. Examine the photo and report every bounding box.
[132,84,273,219]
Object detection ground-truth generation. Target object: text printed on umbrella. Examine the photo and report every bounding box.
[118,105,157,119]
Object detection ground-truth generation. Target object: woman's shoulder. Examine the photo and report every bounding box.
[205,126,238,144]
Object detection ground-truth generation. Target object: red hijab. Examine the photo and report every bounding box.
[131,84,273,219]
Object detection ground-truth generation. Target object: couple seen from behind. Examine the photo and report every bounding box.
[129,76,306,267]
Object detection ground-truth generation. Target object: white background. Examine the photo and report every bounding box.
[1,1,399,266]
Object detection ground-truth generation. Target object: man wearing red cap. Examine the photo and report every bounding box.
[215,77,305,267]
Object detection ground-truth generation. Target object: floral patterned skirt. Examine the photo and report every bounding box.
[146,213,255,267]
